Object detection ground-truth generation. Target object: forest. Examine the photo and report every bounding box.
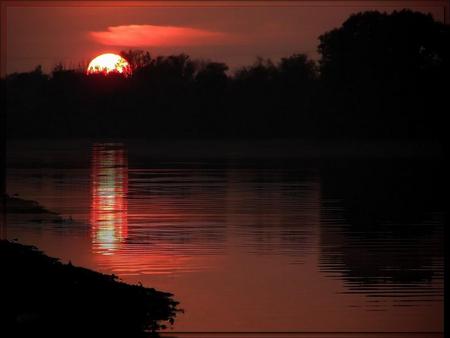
[3,10,449,141]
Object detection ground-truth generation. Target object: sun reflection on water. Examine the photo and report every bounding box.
[88,143,220,276]
[90,143,128,255]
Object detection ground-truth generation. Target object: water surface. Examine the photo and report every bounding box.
[5,140,444,333]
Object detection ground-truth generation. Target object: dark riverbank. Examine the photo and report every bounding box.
[0,239,181,337]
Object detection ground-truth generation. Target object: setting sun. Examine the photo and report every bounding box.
[87,53,131,75]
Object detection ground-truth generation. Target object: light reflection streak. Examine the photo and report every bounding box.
[89,143,216,275]
[90,143,128,255]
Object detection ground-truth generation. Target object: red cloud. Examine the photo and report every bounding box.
[90,24,230,47]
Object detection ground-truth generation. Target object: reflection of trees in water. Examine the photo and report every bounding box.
[126,159,320,259]
[223,164,320,259]
[319,159,444,302]
[125,166,228,251]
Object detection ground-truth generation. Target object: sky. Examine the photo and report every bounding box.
[3,1,448,75]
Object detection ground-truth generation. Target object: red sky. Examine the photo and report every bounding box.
[3,1,448,75]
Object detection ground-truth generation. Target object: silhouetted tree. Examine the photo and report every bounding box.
[4,10,448,140]
[6,65,49,137]
[120,49,153,72]
[230,58,279,137]
[276,54,318,137]
[278,54,317,88]
[192,61,230,137]
[317,10,449,139]
[195,61,229,91]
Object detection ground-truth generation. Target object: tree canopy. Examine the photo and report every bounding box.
[4,10,448,141]
[317,10,449,139]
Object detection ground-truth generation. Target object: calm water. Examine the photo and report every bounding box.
[5,140,444,333]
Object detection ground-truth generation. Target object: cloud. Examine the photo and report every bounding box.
[90,24,231,47]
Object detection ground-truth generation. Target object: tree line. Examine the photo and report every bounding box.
[3,10,449,140]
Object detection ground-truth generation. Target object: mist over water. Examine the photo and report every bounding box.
[6,140,444,333]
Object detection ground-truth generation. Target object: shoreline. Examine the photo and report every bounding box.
[1,239,181,337]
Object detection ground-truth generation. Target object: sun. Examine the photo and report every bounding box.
[87,53,131,76]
